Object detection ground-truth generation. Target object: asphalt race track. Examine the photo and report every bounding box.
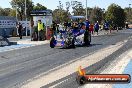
[0,30,132,88]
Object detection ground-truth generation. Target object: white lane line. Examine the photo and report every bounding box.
[49,77,73,88]
[0,45,34,53]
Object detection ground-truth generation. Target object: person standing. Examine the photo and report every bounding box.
[18,22,23,39]
[109,24,113,33]
[64,21,68,31]
[37,20,45,41]
[78,20,84,29]
[94,21,99,35]
[104,21,109,34]
[84,19,91,46]
[89,23,94,35]
[125,22,129,29]
[51,21,57,38]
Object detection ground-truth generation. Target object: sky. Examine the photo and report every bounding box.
[0,0,131,11]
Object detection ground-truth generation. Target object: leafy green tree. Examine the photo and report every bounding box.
[71,1,85,16]
[0,7,18,17]
[0,7,12,16]
[33,3,47,10]
[53,9,69,23]
[0,7,5,16]
[124,7,132,23]
[9,9,16,17]
[86,7,93,19]
[10,0,33,20]
[105,4,126,27]
[89,7,103,24]
[3,8,12,16]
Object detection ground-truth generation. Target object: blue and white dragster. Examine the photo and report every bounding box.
[50,26,91,48]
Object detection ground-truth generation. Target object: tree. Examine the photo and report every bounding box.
[0,7,5,16]
[66,1,70,13]
[52,1,70,23]
[33,3,47,10]
[53,9,69,23]
[9,9,16,17]
[86,7,93,19]
[71,1,85,16]
[124,7,132,23]
[0,7,12,16]
[89,7,103,24]
[10,0,33,20]
[105,4,126,27]
[0,7,17,17]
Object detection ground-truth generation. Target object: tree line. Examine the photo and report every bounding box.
[0,0,131,27]
[0,0,47,21]
[53,1,132,27]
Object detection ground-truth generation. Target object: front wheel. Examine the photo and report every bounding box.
[71,38,75,48]
[63,38,75,49]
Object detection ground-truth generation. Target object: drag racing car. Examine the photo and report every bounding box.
[50,26,91,48]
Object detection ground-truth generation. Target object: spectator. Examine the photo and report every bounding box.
[78,20,84,29]
[89,23,94,35]
[113,24,118,32]
[17,22,23,39]
[84,19,91,46]
[64,21,68,31]
[109,24,113,33]
[94,21,99,35]
[31,26,38,41]
[125,22,129,29]
[85,19,90,31]
[37,20,45,41]
[51,21,57,38]
[104,21,109,34]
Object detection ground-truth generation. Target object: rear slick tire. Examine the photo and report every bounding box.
[50,37,55,48]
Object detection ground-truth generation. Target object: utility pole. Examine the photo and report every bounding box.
[30,0,32,38]
[25,0,27,36]
[15,5,18,21]
[86,0,88,20]
[15,5,18,35]
[129,4,131,22]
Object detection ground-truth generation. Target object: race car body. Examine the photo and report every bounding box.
[50,28,91,48]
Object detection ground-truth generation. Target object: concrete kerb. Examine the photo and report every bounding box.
[16,39,49,45]
[0,39,50,53]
